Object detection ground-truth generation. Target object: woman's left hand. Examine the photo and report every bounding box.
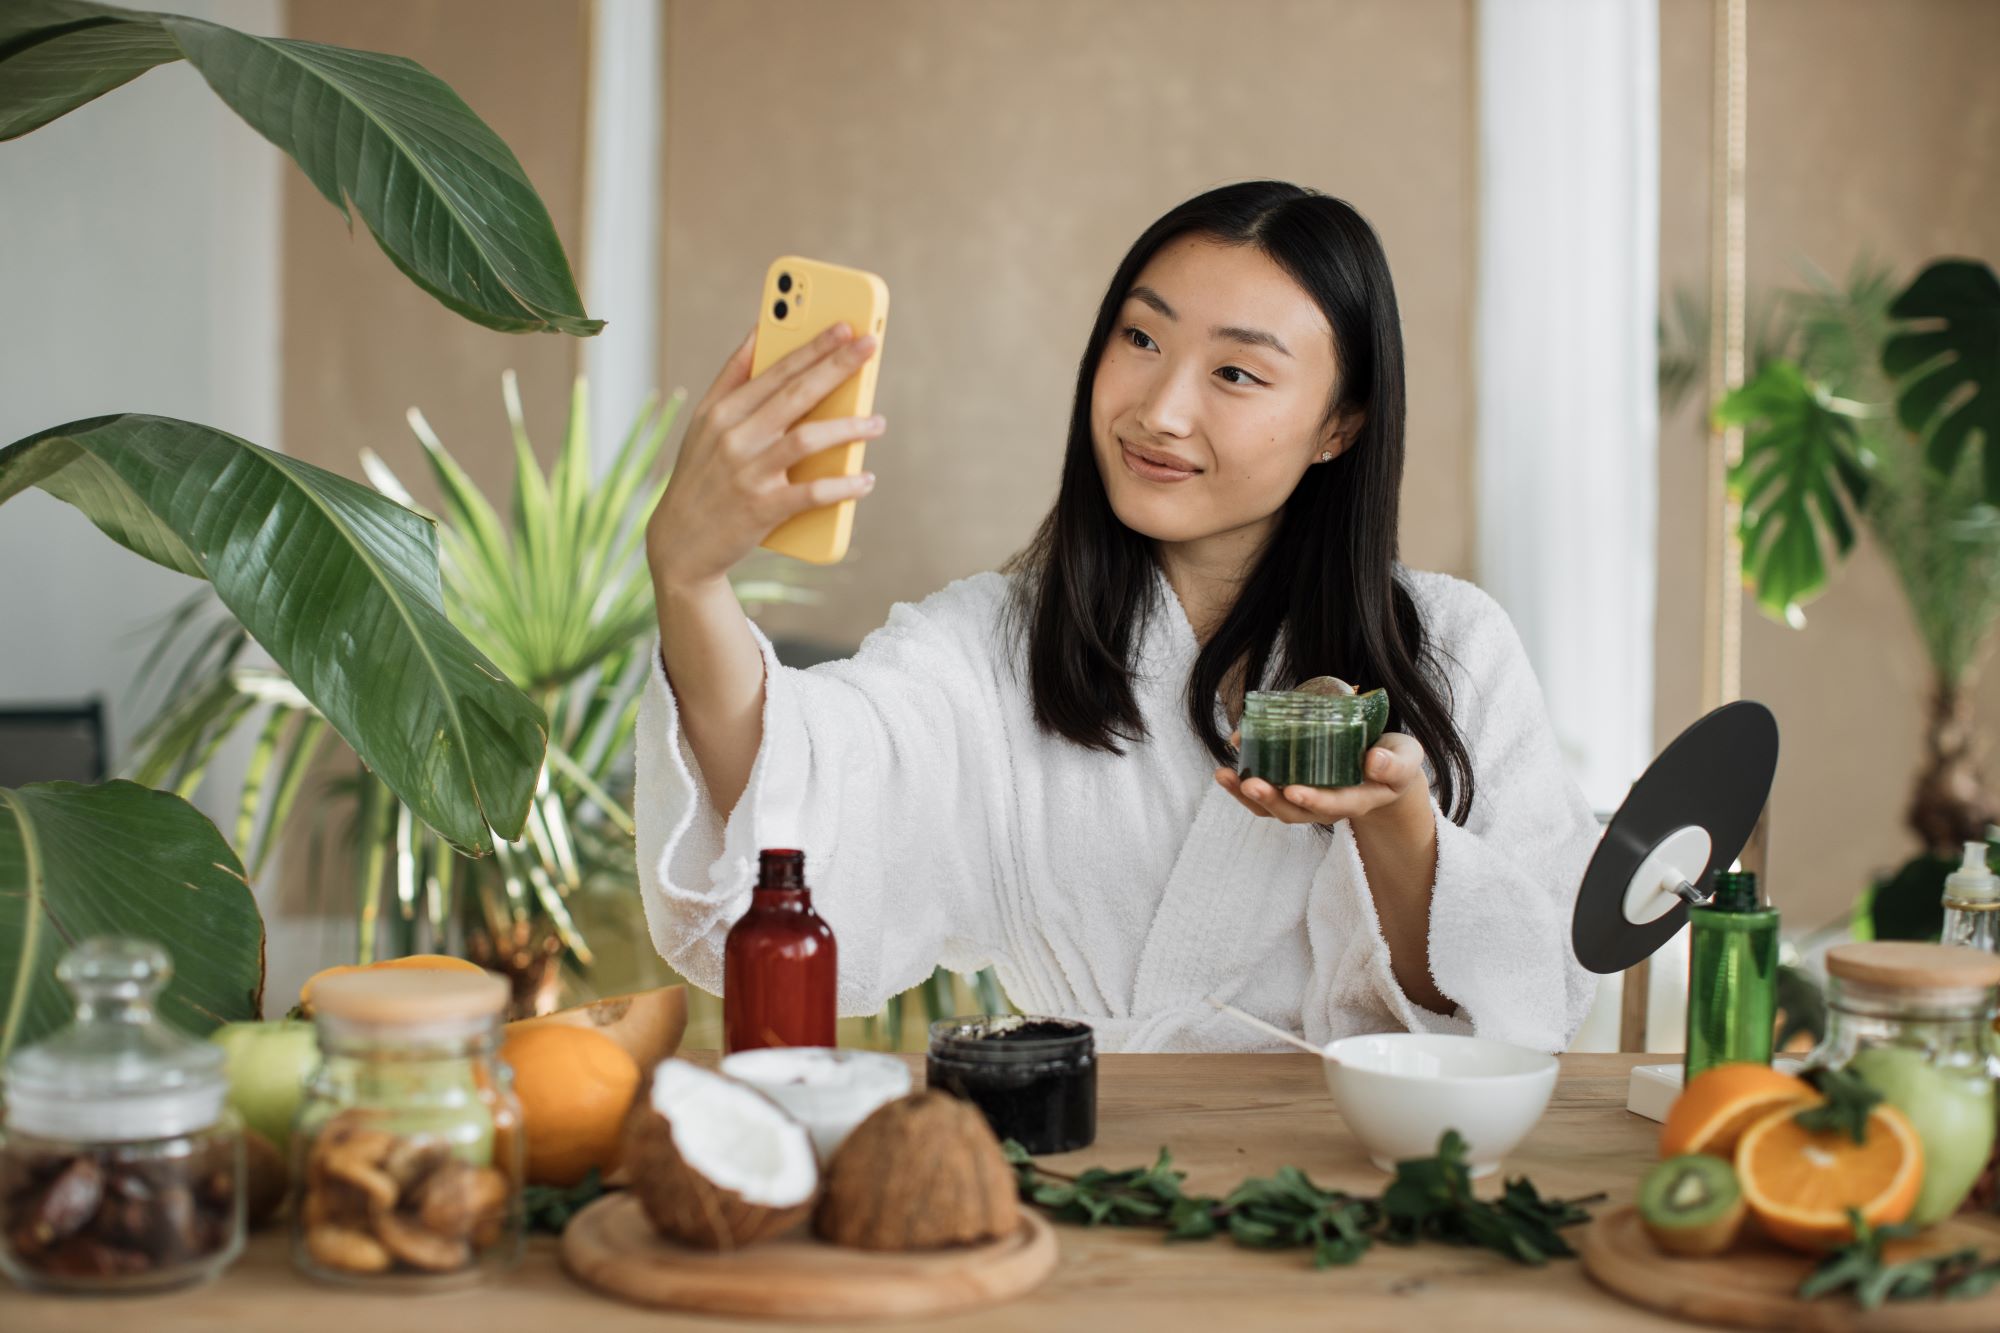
[1213,732,1430,827]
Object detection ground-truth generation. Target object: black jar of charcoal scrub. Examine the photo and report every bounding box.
[926,1015,1095,1154]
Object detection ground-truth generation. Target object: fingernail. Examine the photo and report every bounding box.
[830,322,853,341]
[866,415,885,429]
[859,472,876,492]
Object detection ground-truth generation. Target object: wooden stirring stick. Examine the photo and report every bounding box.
[1204,995,1334,1061]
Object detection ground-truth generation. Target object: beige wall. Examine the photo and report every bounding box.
[659,0,1478,648]
[282,0,591,500]
[1657,0,2000,926]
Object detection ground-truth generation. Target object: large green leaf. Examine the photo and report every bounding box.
[0,1,180,139]
[0,414,546,854]
[0,1,600,337]
[0,781,263,1059]
[1716,360,1871,627]
[1884,259,2000,501]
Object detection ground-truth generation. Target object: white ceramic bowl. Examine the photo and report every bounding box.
[719,1048,911,1165]
[1320,1033,1558,1178]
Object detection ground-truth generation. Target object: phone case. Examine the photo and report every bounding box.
[751,255,890,565]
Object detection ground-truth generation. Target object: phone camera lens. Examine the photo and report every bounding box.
[776,272,793,294]
[773,299,789,320]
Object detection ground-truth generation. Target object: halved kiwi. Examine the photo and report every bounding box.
[1638,1154,1746,1257]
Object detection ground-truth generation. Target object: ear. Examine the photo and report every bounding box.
[1315,411,1365,463]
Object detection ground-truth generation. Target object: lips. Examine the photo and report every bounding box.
[1119,436,1200,477]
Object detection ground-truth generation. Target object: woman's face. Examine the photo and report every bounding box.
[1090,234,1350,551]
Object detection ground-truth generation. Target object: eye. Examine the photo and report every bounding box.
[1120,327,1267,387]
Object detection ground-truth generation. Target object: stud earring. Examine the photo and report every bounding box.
[1320,451,1334,463]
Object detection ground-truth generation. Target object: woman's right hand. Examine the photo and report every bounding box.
[647,321,886,592]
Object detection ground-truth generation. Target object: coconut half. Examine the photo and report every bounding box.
[624,1059,818,1249]
[719,1047,912,1166]
[815,1091,1020,1251]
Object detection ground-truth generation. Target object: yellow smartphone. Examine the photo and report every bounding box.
[751,255,890,565]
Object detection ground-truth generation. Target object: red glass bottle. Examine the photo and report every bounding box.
[723,849,838,1053]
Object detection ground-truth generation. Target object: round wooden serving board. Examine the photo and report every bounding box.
[1582,1204,2000,1331]
[559,1193,1058,1321]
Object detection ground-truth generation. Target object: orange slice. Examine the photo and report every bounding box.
[1735,1100,1924,1252]
[1660,1063,1814,1159]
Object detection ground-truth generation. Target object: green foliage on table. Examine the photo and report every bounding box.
[1801,1210,2000,1308]
[1004,1130,1601,1270]
[0,781,263,1057]
[0,0,600,335]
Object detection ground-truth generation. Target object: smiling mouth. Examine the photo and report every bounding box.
[1119,437,1200,481]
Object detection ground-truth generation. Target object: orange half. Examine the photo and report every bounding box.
[1735,1101,1924,1253]
[1660,1063,1814,1159]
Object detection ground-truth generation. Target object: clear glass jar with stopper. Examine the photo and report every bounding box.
[290,968,522,1289]
[0,937,245,1294]
[1805,941,2000,1226]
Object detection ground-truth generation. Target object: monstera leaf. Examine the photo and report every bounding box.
[0,0,600,336]
[1715,360,1872,627]
[0,415,546,855]
[1883,259,2000,501]
[0,781,264,1059]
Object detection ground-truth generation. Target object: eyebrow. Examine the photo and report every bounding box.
[1126,285,1294,359]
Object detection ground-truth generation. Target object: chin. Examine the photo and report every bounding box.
[1101,476,1210,545]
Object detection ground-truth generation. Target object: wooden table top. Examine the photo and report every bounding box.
[3,1052,1715,1331]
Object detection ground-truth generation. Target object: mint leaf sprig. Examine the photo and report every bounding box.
[1800,1209,2000,1309]
[1003,1130,1602,1270]
[1792,1066,1885,1144]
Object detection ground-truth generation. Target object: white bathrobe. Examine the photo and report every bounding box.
[634,566,1603,1053]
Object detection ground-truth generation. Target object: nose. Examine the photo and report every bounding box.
[1134,360,1200,440]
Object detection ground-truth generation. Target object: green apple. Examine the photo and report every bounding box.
[210,1019,321,1151]
[1848,1045,1996,1227]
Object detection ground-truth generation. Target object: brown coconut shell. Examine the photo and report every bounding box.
[814,1091,1020,1251]
[621,1087,816,1250]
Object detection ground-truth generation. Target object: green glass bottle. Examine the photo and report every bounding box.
[1684,870,1779,1081]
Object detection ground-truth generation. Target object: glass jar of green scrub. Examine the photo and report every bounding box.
[1237,690,1369,789]
[1805,942,2000,1228]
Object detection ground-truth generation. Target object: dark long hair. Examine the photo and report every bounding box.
[1004,180,1476,824]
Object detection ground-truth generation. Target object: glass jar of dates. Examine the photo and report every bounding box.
[290,968,522,1290]
[1,938,245,1294]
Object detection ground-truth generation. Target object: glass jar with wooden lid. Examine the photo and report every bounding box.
[290,968,522,1289]
[1806,941,2000,1226]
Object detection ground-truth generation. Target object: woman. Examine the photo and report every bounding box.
[638,180,1601,1053]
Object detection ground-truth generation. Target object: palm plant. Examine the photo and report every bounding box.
[1667,257,2000,936]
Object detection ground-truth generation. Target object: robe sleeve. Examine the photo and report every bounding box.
[632,575,1011,1018]
[1315,577,1601,1052]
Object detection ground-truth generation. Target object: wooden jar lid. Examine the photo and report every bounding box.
[310,969,509,1025]
[1825,941,2000,991]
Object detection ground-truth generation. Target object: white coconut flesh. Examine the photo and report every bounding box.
[653,1061,817,1207]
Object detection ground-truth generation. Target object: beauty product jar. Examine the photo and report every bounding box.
[1805,942,2000,1227]
[0,938,244,1295]
[289,969,522,1289]
[1237,691,1369,789]
[926,1016,1095,1154]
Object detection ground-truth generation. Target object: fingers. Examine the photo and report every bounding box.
[733,330,879,444]
[1226,771,1398,825]
[765,413,889,475]
[1212,768,1268,819]
[713,322,874,435]
[771,469,877,522]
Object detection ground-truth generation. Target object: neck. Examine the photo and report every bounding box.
[1156,517,1274,645]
